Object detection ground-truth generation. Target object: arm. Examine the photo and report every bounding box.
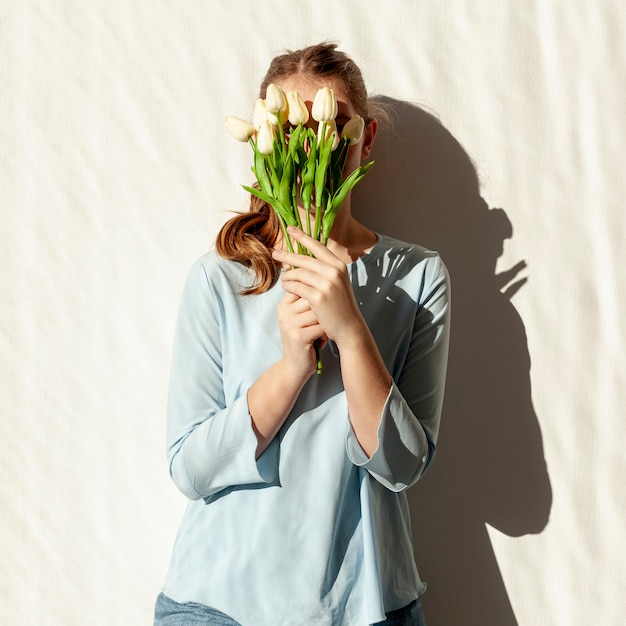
[247,291,327,457]
[347,255,451,490]
[166,260,281,500]
[168,259,327,499]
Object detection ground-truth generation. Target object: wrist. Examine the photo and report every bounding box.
[335,324,393,388]
[276,354,315,389]
[332,318,371,354]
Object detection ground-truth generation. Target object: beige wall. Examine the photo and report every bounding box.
[1,1,624,624]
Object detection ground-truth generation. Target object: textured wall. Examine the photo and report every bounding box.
[1,1,624,624]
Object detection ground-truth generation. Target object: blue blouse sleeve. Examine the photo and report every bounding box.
[346,255,451,491]
[165,259,279,501]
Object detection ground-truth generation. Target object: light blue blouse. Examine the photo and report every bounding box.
[162,234,450,626]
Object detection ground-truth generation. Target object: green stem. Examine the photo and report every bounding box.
[315,341,322,374]
[277,217,294,253]
[314,201,323,242]
[275,113,287,158]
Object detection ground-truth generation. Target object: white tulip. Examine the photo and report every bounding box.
[256,120,275,155]
[266,83,287,114]
[265,84,289,126]
[253,99,268,129]
[341,115,365,144]
[224,115,255,142]
[286,91,309,126]
[312,87,338,122]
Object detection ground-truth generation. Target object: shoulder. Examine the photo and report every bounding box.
[196,248,244,278]
[375,233,438,258]
[372,233,449,286]
[175,250,259,319]
[187,249,254,295]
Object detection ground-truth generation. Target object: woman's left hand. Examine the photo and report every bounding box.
[271,226,365,347]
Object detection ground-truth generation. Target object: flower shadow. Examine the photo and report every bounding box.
[353,97,552,625]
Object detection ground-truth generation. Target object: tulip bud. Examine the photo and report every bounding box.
[224,116,255,142]
[286,91,309,126]
[312,87,338,122]
[266,84,287,113]
[256,120,275,155]
[265,85,289,126]
[253,99,268,129]
[341,115,365,144]
[318,120,340,150]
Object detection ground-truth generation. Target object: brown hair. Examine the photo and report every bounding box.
[215,42,370,295]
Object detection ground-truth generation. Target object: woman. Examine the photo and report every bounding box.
[155,43,450,626]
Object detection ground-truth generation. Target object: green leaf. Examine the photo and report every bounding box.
[242,185,295,226]
[278,156,295,215]
[314,137,334,210]
[288,125,304,160]
[321,161,375,243]
[253,149,273,195]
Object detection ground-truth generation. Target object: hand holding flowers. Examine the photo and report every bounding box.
[274,227,364,348]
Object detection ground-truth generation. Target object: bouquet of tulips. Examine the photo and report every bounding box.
[224,83,374,255]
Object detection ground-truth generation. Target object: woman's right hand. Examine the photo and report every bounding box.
[247,292,326,457]
[276,291,328,381]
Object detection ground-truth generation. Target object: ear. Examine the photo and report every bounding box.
[360,117,378,160]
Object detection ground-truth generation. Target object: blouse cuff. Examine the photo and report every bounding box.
[175,394,280,501]
[345,383,430,492]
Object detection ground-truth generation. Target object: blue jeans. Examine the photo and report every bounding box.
[154,593,241,625]
[154,592,427,625]
[375,598,427,625]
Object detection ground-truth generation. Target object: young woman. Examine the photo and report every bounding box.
[155,43,450,626]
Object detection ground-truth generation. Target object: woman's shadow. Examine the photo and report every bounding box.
[354,98,552,625]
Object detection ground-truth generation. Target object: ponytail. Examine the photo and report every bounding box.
[215,195,281,295]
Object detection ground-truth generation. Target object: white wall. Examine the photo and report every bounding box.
[1,1,624,624]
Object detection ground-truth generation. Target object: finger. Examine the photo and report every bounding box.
[278,296,319,325]
[281,265,344,296]
[280,290,313,309]
[279,291,300,305]
[280,276,319,303]
[294,309,321,328]
[278,292,319,320]
[285,226,341,263]
[283,322,326,346]
[279,297,316,319]
[272,247,323,270]
[302,325,327,344]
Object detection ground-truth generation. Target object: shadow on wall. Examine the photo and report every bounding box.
[353,97,553,626]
